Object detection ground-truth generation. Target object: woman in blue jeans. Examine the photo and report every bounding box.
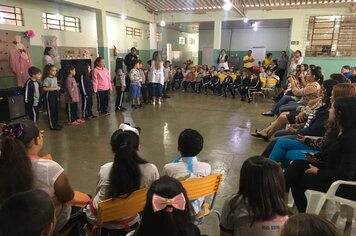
[148,51,164,105]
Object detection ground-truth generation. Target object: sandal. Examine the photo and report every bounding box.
[261,112,275,117]
[251,130,269,141]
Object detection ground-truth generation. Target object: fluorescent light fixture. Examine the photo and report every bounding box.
[223,2,232,11]
[253,27,258,31]
[121,14,126,20]
[243,18,248,23]
[160,20,166,27]
[223,0,230,2]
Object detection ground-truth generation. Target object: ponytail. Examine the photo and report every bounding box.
[107,131,147,199]
[0,137,33,203]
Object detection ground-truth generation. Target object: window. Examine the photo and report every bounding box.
[43,12,81,32]
[189,38,196,45]
[0,4,23,26]
[156,32,161,42]
[126,26,143,39]
[179,36,186,45]
[306,15,356,57]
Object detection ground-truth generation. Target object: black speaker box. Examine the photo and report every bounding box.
[0,87,26,121]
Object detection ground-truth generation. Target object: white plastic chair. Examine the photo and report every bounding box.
[305,180,356,234]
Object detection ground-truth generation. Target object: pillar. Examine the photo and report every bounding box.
[149,22,157,57]
[96,9,109,69]
[213,20,222,66]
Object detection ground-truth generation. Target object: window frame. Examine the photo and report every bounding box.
[178,36,186,45]
[0,4,23,26]
[42,12,81,32]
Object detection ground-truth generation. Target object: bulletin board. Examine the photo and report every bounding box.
[59,47,95,60]
[0,30,32,77]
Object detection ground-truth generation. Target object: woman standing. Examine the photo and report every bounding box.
[290,50,304,72]
[148,51,165,105]
[43,47,54,68]
[217,49,229,70]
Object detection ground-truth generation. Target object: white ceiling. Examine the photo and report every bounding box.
[135,0,354,13]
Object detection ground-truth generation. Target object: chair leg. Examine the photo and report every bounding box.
[305,191,326,215]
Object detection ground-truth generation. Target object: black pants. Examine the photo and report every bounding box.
[247,88,261,100]
[238,87,247,98]
[171,80,182,90]
[66,103,79,122]
[25,104,39,122]
[227,85,236,98]
[141,84,149,102]
[46,91,59,128]
[211,84,219,94]
[115,86,124,110]
[97,90,109,113]
[276,68,286,85]
[191,82,202,92]
[82,95,93,118]
[182,81,192,91]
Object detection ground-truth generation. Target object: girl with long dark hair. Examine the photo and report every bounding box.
[114,57,126,111]
[220,156,288,236]
[86,124,159,235]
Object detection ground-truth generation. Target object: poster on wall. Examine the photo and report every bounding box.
[41,35,60,62]
[0,29,32,87]
[59,47,95,60]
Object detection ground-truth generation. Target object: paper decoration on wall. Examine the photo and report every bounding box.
[59,47,95,60]
[41,35,60,62]
[0,29,32,87]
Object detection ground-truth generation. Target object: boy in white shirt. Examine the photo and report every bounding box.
[162,129,211,214]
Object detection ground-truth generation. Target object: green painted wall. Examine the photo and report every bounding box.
[303,57,356,79]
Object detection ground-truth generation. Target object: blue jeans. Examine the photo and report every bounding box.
[269,138,319,169]
[271,95,298,115]
[149,83,163,99]
[278,101,301,115]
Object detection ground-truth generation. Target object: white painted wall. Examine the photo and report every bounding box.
[221,28,290,51]
[199,30,214,50]
[106,15,150,51]
[1,0,97,47]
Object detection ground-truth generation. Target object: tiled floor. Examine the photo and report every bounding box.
[34,91,354,235]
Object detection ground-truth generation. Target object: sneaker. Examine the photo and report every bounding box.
[131,104,137,109]
[248,99,252,103]
[70,120,81,126]
[157,99,162,105]
[152,100,156,105]
[137,104,143,108]
[89,115,97,119]
[120,107,127,111]
[50,126,62,131]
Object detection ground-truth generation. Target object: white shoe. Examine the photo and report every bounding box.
[152,100,156,105]
[157,99,162,105]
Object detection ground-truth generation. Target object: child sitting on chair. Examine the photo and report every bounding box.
[162,129,211,215]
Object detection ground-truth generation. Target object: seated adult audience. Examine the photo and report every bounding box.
[252,79,338,140]
[131,176,201,236]
[285,97,356,212]
[86,123,159,235]
[262,67,322,116]
[280,213,342,236]
[0,189,56,236]
[341,65,352,79]
[0,120,78,234]
[163,128,211,215]
[220,156,288,236]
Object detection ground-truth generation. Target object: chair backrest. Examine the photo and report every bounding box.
[96,174,223,225]
[97,188,148,225]
[181,174,223,200]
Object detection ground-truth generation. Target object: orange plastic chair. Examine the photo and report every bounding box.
[181,173,223,219]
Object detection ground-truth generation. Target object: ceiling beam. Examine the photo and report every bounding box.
[231,0,245,16]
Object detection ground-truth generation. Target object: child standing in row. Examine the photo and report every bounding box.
[42,64,62,130]
[93,57,112,115]
[64,66,84,126]
[163,60,171,98]
[114,58,126,112]
[130,59,143,109]
[79,64,96,119]
[24,66,41,122]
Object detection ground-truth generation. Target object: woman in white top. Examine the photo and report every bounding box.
[0,120,76,233]
[43,47,54,68]
[86,123,159,235]
[148,51,165,105]
[290,50,304,71]
[217,49,229,70]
